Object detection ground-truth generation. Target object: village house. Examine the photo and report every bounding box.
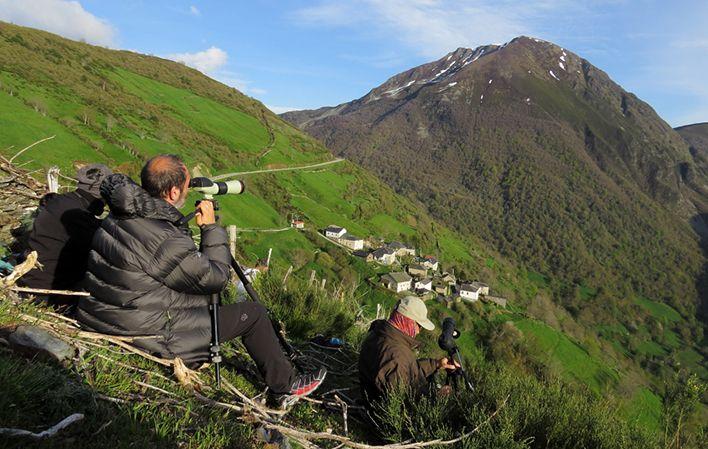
[387,241,416,257]
[339,233,364,250]
[415,277,433,291]
[381,272,413,293]
[291,219,305,229]
[459,283,482,302]
[372,247,396,265]
[324,225,347,239]
[470,281,490,296]
[421,256,439,271]
[407,263,428,278]
[353,249,374,262]
[440,272,456,286]
[433,279,450,296]
[437,295,454,309]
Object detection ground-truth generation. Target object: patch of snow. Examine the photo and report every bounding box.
[560,55,566,62]
[384,80,416,96]
[488,79,493,84]
[448,82,457,87]
[465,49,485,66]
[447,54,452,61]
[559,62,565,71]
[480,94,484,100]
[526,97,531,102]
[549,70,559,80]
[433,60,457,79]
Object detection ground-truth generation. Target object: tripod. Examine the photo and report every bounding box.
[178,203,301,388]
[444,346,474,392]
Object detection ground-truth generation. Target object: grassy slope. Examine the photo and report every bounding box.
[0,21,703,442]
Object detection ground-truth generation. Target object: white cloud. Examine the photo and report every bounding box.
[266,105,300,114]
[294,0,556,57]
[166,46,228,73]
[189,5,200,16]
[0,0,115,46]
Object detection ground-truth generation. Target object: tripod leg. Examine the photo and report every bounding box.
[210,293,222,388]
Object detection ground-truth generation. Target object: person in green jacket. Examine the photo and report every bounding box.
[358,296,459,404]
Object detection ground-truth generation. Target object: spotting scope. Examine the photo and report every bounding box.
[189,177,245,197]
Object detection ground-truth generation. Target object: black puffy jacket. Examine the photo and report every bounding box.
[76,174,231,363]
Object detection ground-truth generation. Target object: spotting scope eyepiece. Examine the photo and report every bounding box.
[190,177,245,196]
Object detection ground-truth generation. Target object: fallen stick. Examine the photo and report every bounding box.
[0,413,84,439]
[0,251,37,287]
[263,394,510,449]
[11,286,90,297]
[9,135,56,163]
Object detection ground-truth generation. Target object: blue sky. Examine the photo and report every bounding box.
[1,0,707,126]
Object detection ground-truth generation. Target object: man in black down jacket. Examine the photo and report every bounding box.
[77,154,325,397]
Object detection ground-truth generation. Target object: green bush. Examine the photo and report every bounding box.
[371,361,661,449]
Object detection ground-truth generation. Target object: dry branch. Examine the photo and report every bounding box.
[9,135,56,163]
[0,413,84,439]
[11,286,91,297]
[0,251,37,287]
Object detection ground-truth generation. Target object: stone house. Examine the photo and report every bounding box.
[381,272,413,293]
[407,264,428,278]
[387,241,416,257]
[372,247,396,265]
[340,233,364,250]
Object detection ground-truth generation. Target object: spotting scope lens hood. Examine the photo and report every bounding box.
[190,177,245,195]
[438,317,460,352]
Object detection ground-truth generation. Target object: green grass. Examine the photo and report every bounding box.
[110,68,269,154]
[635,297,682,323]
[515,318,619,393]
[622,387,663,434]
[637,340,667,357]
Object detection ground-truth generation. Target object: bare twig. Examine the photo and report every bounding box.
[0,413,84,439]
[263,394,510,449]
[11,286,90,297]
[10,135,56,163]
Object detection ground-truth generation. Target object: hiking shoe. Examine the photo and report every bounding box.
[289,368,327,397]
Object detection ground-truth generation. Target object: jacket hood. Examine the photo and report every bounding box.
[100,173,184,223]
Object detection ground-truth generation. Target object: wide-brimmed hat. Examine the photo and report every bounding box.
[396,296,435,331]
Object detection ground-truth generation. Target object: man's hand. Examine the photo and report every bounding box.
[437,357,461,371]
[195,200,216,227]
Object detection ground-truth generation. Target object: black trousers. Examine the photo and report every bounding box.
[218,302,296,394]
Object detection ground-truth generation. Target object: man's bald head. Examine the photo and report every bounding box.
[141,154,189,201]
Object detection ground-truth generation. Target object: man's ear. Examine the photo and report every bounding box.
[167,185,181,203]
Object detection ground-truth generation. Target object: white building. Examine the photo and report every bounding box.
[381,272,413,293]
[372,247,396,265]
[324,225,347,239]
[415,278,433,291]
[459,283,482,302]
[340,233,364,250]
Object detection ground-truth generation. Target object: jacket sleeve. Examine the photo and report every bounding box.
[416,358,439,380]
[159,224,231,295]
